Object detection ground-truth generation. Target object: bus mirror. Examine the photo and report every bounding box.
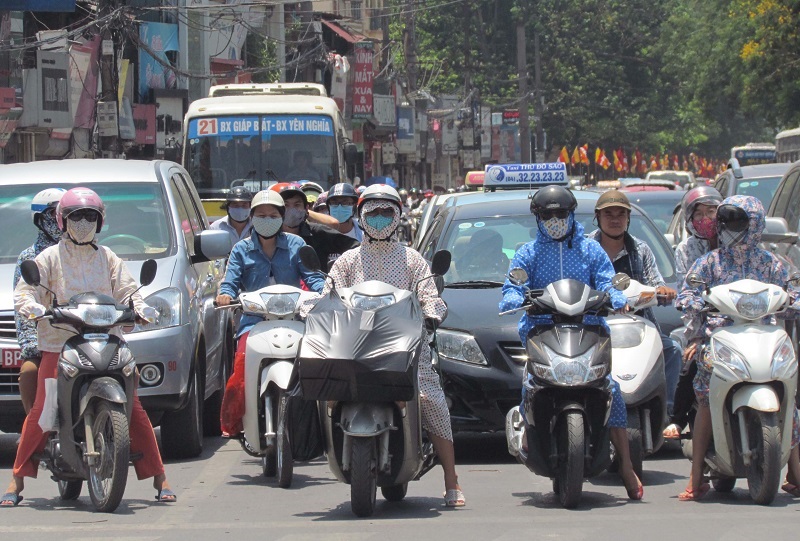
[344,143,358,166]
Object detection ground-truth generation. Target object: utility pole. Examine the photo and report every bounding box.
[516,8,531,163]
[533,8,544,162]
[98,0,118,157]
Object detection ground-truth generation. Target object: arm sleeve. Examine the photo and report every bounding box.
[640,243,666,288]
[13,250,39,358]
[499,245,533,312]
[108,250,147,313]
[410,252,447,321]
[14,255,49,317]
[674,242,689,289]
[675,255,712,337]
[591,245,627,310]
[218,244,245,298]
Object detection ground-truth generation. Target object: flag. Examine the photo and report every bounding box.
[598,149,611,169]
[613,150,621,172]
[673,154,680,170]
[580,144,589,166]
[635,149,645,174]
[622,149,629,173]
[558,146,569,163]
[571,146,580,166]
[650,155,659,171]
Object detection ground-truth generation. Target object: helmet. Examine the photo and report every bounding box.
[328,183,358,200]
[250,190,286,215]
[682,186,722,220]
[56,187,105,233]
[31,187,66,224]
[313,191,329,210]
[357,184,403,213]
[226,186,254,205]
[423,190,434,199]
[409,187,420,195]
[595,190,631,211]
[530,186,577,216]
[398,188,408,198]
[270,182,307,204]
[300,182,324,204]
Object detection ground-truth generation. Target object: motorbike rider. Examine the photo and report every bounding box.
[326,183,363,242]
[499,185,643,500]
[216,190,324,438]
[299,181,324,206]
[307,184,466,507]
[210,186,254,245]
[2,187,175,508]
[587,190,681,419]
[13,188,65,415]
[663,186,722,440]
[271,182,359,272]
[675,195,800,501]
[313,191,329,215]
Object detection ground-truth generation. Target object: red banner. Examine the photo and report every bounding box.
[133,104,156,145]
[352,42,374,118]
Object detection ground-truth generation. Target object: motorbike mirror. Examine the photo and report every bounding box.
[508,267,528,286]
[686,273,706,290]
[20,260,41,286]
[299,245,322,272]
[431,250,451,276]
[612,272,631,291]
[789,273,800,288]
[139,259,157,287]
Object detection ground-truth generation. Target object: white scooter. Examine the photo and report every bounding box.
[607,274,668,477]
[682,274,799,505]
[219,284,315,487]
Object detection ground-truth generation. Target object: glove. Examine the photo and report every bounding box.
[25,303,46,319]
[139,305,159,324]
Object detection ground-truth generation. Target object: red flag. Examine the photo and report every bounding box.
[635,149,645,174]
[597,148,611,169]
[558,146,569,164]
[571,146,581,166]
[622,149,629,173]
[615,149,625,172]
[580,144,590,166]
[673,154,680,170]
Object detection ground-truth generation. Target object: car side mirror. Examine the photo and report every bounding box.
[139,259,157,287]
[508,267,528,286]
[612,272,630,291]
[431,250,451,276]
[20,260,40,286]
[299,245,322,272]
[192,229,233,263]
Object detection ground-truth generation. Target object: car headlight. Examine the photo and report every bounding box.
[351,293,395,310]
[131,287,181,333]
[71,304,123,327]
[728,289,769,320]
[610,322,645,349]
[437,329,488,365]
[535,344,604,384]
[771,336,798,380]
[712,339,750,380]
[262,292,300,317]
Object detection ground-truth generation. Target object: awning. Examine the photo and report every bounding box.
[321,20,364,44]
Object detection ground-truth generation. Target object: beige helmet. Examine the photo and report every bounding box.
[595,190,631,211]
[250,189,286,215]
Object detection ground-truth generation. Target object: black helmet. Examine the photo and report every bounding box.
[226,186,254,206]
[530,186,577,216]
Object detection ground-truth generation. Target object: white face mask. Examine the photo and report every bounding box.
[541,216,570,240]
[67,219,96,244]
[228,207,250,223]
[251,216,283,238]
[283,207,306,228]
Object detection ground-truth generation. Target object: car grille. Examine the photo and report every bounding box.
[500,342,527,365]
[0,368,19,395]
[0,312,16,340]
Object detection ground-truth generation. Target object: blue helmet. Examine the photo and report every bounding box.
[328,183,358,199]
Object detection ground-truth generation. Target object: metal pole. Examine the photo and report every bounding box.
[516,14,530,163]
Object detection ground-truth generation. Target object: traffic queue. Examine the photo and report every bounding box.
[1,159,799,515]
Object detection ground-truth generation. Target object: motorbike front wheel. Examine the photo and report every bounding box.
[556,411,585,509]
[350,437,377,517]
[88,401,130,513]
[276,392,293,488]
[745,409,781,505]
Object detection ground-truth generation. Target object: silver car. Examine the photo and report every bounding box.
[0,159,232,459]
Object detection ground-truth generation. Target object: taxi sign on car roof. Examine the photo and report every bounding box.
[483,162,568,191]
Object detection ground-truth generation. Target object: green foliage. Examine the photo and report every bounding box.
[245,32,281,84]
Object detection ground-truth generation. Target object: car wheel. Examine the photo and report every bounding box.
[161,343,205,459]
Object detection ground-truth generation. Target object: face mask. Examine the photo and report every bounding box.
[38,213,62,243]
[718,227,746,249]
[228,207,250,223]
[363,214,396,241]
[692,217,717,239]
[329,204,354,224]
[67,219,96,244]
[251,216,283,238]
[283,207,306,228]
[540,216,570,240]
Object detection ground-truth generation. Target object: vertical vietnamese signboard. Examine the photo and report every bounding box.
[352,42,374,119]
[138,22,179,100]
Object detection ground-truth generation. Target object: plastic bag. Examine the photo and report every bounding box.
[38,378,58,432]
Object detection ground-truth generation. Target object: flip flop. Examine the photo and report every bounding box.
[155,488,177,503]
[443,488,465,507]
[0,493,23,507]
[678,482,710,501]
[782,482,800,497]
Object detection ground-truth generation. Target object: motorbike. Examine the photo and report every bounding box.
[19,258,157,513]
[216,284,316,487]
[397,208,414,246]
[607,273,668,478]
[503,269,615,509]
[680,274,799,505]
[296,246,450,517]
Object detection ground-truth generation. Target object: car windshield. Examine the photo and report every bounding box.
[734,176,781,208]
[442,213,675,285]
[0,183,173,264]
[628,198,681,233]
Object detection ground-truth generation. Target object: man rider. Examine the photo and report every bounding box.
[326,183,363,242]
[210,186,254,246]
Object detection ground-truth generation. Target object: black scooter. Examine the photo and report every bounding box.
[20,259,157,513]
[502,270,615,508]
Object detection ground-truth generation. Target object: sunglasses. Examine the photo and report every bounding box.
[716,205,749,232]
[538,209,570,220]
[67,209,99,222]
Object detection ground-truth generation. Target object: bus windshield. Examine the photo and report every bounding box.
[185,114,337,198]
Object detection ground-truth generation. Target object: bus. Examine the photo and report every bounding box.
[730,142,776,166]
[182,83,356,219]
[776,127,800,163]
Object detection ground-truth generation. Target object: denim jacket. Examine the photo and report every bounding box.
[219,231,324,336]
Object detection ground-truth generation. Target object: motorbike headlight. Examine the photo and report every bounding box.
[59,360,79,379]
[771,336,798,380]
[609,322,645,349]
[712,339,750,380]
[71,303,123,327]
[241,298,263,313]
[728,289,770,320]
[131,287,181,333]
[541,344,601,384]
[437,329,488,365]
[351,293,395,311]
[122,358,138,378]
[262,292,300,317]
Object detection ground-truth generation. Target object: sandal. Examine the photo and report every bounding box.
[782,481,800,497]
[678,482,710,501]
[662,423,681,440]
[443,488,465,507]
[0,492,23,507]
[155,488,177,503]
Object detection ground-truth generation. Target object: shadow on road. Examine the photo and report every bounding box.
[512,488,630,510]
[454,432,515,464]
[294,496,456,521]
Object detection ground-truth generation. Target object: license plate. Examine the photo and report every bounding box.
[1,348,22,369]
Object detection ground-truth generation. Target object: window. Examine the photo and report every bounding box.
[781,170,800,233]
[369,7,383,30]
[171,176,197,256]
[351,1,362,19]
[771,169,799,228]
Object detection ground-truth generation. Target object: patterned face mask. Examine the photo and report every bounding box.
[540,216,570,240]
[39,212,62,243]
[228,207,250,223]
[283,207,306,228]
[251,216,283,238]
[360,200,400,240]
[692,217,717,239]
[67,219,96,244]
[718,227,746,249]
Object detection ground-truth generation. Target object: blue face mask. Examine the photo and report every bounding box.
[329,204,354,224]
[364,214,394,232]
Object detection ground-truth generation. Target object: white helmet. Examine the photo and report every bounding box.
[31,188,66,224]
